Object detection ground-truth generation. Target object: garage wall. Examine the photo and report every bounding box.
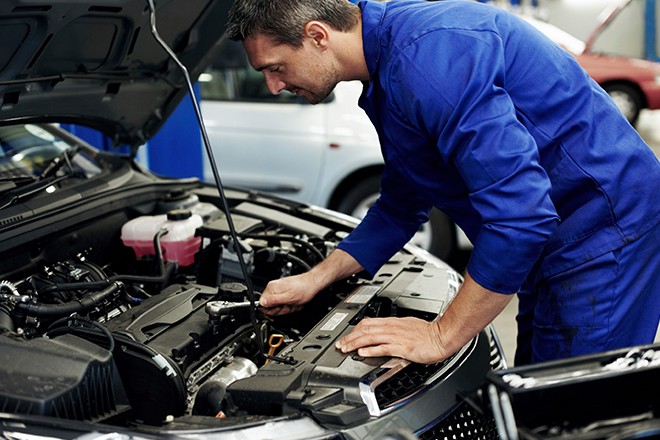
[484,0,654,59]
[485,0,616,37]
[543,0,647,58]
[544,0,613,40]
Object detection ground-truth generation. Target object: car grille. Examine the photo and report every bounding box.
[418,400,499,440]
[360,338,478,417]
[365,326,509,417]
[374,356,457,409]
[487,326,507,371]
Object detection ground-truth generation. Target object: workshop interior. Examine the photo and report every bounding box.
[0,0,658,439]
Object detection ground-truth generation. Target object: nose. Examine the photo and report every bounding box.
[263,72,285,95]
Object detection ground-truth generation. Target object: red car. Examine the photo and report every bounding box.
[524,12,660,125]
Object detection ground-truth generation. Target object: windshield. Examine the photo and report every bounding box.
[0,124,101,179]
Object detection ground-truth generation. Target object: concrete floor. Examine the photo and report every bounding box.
[491,109,660,366]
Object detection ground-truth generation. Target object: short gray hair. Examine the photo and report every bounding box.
[226,0,360,47]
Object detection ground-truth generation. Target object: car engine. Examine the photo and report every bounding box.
[0,186,501,432]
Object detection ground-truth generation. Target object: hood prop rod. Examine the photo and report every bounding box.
[147,0,295,365]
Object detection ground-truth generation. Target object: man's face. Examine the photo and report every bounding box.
[243,33,339,105]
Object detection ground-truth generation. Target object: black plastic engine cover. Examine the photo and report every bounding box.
[0,333,129,422]
[102,283,254,425]
[105,283,227,375]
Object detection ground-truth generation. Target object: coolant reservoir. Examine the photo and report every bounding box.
[121,209,203,266]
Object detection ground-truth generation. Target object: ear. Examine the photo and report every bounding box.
[304,21,330,49]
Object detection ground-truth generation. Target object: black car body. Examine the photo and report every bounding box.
[0,1,504,438]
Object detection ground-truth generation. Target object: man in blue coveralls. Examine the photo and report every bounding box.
[226,0,660,365]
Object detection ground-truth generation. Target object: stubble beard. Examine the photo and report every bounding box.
[304,62,340,105]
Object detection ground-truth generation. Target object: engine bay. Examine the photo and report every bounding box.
[0,186,493,432]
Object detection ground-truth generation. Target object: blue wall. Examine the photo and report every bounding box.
[146,84,203,178]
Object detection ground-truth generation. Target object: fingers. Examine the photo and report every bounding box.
[259,304,303,316]
[352,344,397,358]
[335,317,445,364]
[259,276,311,315]
[336,318,401,354]
[260,278,299,308]
[259,290,296,308]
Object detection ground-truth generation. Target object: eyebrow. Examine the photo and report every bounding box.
[253,62,279,72]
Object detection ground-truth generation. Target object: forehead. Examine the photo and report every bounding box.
[243,34,299,71]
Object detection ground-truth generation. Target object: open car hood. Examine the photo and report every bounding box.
[583,0,632,53]
[0,0,231,148]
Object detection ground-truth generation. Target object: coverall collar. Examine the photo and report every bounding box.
[358,0,385,82]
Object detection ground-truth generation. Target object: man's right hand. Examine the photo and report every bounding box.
[258,249,365,316]
[259,272,321,315]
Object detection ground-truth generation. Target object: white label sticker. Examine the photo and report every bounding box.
[345,285,381,304]
[320,312,349,332]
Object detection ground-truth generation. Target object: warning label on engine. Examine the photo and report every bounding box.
[345,285,380,305]
[320,312,349,332]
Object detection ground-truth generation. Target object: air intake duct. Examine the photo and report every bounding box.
[0,333,129,422]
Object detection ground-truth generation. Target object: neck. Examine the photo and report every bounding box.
[335,21,370,82]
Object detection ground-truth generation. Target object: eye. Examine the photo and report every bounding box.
[270,65,284,74]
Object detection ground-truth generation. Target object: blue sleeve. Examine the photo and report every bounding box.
[337,164,432,276]
[388,28,559,293]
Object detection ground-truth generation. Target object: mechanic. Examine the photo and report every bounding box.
[226,0,660,365]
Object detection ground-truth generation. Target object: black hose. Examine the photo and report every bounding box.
[37,280,113,295]
[241,233,325,262]
[153,228,167,274]
[15,281,123,318]
[47,315,116,352]
[0,302,15,333]
[255,248,312,272]
[109,263,175,284]
[34,265,175,296]
[109,228,172,284]
[283,253,312,271]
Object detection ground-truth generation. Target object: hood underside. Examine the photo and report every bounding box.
[0,0,231,147]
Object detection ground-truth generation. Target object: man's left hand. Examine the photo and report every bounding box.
[335,316,449,364]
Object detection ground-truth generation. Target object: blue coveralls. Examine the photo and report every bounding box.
[336,0,660,364]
